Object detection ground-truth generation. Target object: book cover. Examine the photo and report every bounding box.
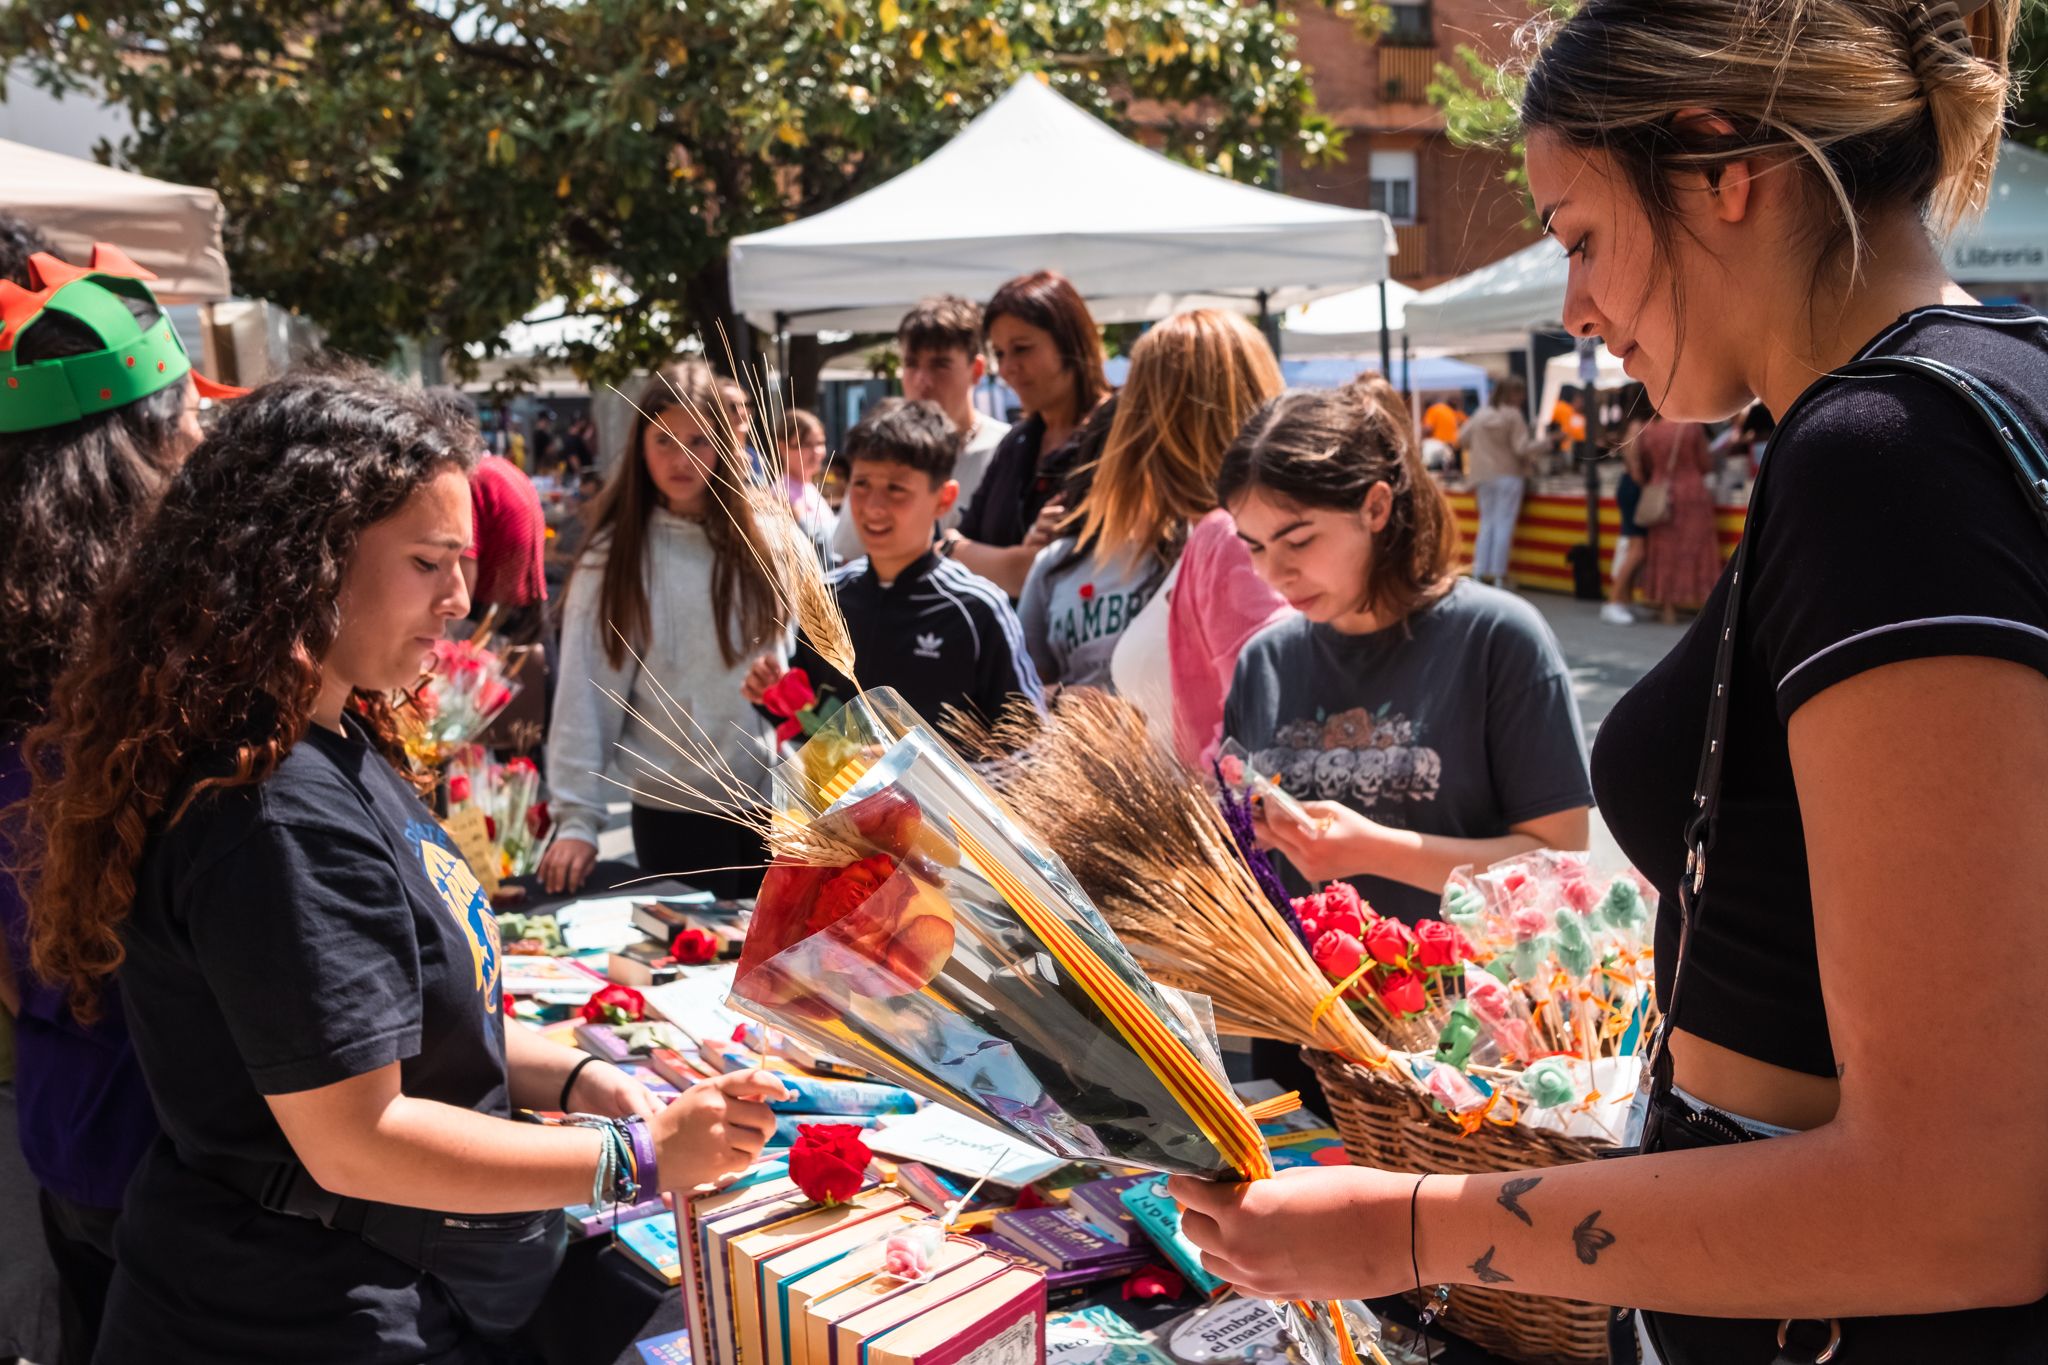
[1266,1131,1351,1171]
[769,1074,918,1116]
[633,899,700,940]
[731,1189,906,1365]
[614,1059,684,1102]
[760,1206,922,1365]
[636,1329,694,1365]
[576,1020,693,1062]
[566,1194,668,1238]
[990,1210,1140,1272]
[1063,1176,1148,1248]
[862,1265,1046,1365]
[1045,1306,1170,1365]
[609,937,682,987]
[1154,1299,1294,1365]
[617,1213,684,1286]
[799,1238,988,1365]
[642,969,744,1045]
[866,1107,1068,1188]
[649,1046,712,1090]
[770,1113,881,1149]
[964,1233,1144,1295]
[827,1258,1011,1365]
[1117,1178,1224,1298]
[503,954,607,1000]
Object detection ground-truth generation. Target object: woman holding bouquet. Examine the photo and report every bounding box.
[1219,375,1594,925]
[541,359,786,898]
[1178,3,2048,1361]
[25,366,784,1363]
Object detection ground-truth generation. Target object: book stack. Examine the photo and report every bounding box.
[678,1161,1048,1365]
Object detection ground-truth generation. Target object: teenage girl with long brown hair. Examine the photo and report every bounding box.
[541,359,787,898]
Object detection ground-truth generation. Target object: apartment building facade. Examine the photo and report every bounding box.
[1284,0,1540,286]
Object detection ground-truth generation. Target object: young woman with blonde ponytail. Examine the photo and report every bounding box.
[1173,3,2048,1361]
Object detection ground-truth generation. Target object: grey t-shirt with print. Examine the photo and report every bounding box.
[1017,537,1165,691]
[1223,579,1592,921]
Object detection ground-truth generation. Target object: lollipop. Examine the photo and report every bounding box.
[1597,876,1649,933]
[1434,1000,1482,1068]
[1524,1057,1579,1108]
[1467,974,1537,1061]
[1423,1061,1489,1114]
[1553,907,1597,976]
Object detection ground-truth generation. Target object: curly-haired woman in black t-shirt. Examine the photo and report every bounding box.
[25,366,785,1364]
[1171,3,2048,1362]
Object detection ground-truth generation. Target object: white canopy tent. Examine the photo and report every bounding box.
[1279,279,1419,357]
[1,137,231,303]
[729,77,1393,336]
[1405,139,2048,352]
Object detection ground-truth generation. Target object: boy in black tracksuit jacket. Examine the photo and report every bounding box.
[747,399,1044,736]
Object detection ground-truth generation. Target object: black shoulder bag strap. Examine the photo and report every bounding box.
[1617,354,2048,1364]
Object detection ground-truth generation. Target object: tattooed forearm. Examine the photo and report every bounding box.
[1572,1211,1615,1265]
[1469,1246,1513,1284]
[1497,1176,1541,1226]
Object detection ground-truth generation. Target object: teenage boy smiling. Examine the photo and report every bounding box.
[750,400,1042,728]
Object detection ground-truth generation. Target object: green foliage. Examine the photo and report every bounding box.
[1,1,1344,383]
[2009,0,2048,153]
[1425,0,1569,204]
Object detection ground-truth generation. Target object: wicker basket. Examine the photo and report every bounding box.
[1307,1049,1622,1365]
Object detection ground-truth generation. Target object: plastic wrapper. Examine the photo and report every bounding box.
[411,638,521,758]
[726,688,1368,1363]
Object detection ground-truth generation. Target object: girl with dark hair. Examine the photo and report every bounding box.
[1219,379,1592,923]
[541,359,786,898]
[1176,3,2048,1362]
[26,364,782,1363]
[943,270,1112,596]
[0,241,219,1365]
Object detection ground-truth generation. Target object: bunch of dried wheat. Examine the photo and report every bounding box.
[949,690,1390,1066]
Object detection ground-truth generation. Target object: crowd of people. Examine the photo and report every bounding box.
[5,1,2048,1360]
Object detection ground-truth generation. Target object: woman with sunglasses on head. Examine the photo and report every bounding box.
[1172,4,2048,1361]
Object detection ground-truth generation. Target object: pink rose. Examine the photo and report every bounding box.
[1466,975,1510,1019]
[1561,875,1598,914]
[1510,906,1551,941]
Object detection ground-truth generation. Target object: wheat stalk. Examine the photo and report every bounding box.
[948,691,1391,1065]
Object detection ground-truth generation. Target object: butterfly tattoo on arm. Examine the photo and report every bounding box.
[1497,1176,1541,1226]
[1572,1211,1616,1265]
[1469,1246,1513,1284]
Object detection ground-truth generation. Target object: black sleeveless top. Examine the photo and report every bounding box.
[1594,306,2048,1077]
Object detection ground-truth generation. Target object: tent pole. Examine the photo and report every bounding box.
[1401,331,1412,405]
[1378,280,1392,378]
[774,312,791,394]
[1256,289,1280,357]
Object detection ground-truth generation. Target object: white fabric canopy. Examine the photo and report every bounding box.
[1,137,231,303]
[1279,279,1419,357]
[1405,139,2048,350]
[729,78,1392,335]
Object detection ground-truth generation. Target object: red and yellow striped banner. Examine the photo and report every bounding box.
[1445,489,1746,602]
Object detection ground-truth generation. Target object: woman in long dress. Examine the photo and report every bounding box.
[1638,414,1720,623]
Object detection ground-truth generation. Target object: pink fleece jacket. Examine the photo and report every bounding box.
[1169,509,1294,768]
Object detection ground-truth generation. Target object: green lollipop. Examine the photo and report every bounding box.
[1525,1057,1578,1108]
[1553,909,1596,976]
[1597,877,1647,932]
[1434,1000,1481,1068]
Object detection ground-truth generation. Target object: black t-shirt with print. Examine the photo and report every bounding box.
[103,715,508,1365]
[1225,579,1593,922]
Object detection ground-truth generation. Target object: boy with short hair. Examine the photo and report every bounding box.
[832,295,1009,560]
[747,399,1043,732]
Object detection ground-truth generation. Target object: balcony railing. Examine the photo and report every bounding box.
[1378,44,1438,104]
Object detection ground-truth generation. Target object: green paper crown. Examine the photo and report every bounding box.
[0,243,221,435]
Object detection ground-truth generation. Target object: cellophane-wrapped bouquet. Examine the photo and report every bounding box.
[407,638,522,765]
[1293,850,1658,1140]
[444,747,553,879]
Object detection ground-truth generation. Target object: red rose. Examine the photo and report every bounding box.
[1374,968,1428,1015]
[1013,1183,1049,1211]
[1364,918,1414,967]
[775,717,803,744]
[505,756,538,776]
[788,1123,872,1206]
[671,927,719,965]
[1311,930,1366,981]
[1317,888,1365,942]
[1414,919,1465,969]
[447,772,472,805]
[761,667,817,720]
[483,814,499,842]
[577,983,648,1025]
[526,800,551,839]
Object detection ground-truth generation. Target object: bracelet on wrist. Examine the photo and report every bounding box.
[561,1055,601,1113]
[624,1115,659,1196]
